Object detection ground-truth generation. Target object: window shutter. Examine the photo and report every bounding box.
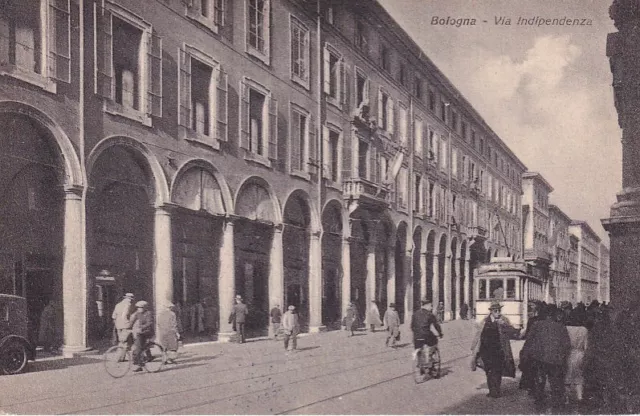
[364,78,370,105]
[216,66,228,141]
[95,3,113,99]
[263,0,271,62]
[369,145,377,183]
[291,114,301,171]
[147,31,163,117]
[340,59,347,106]
[308,115,316,172]
[48,0,71,83]
[214,0,225,26]
[377,89,383,127]
[323,48,331,94]
[179,47,191,128]
[387,98,394,135]
[186,0,201,19]
[422,124,429,161]
[268,95,278,160]
[322,125,330,179]
[342,133,352,181]
[239,79,250,149]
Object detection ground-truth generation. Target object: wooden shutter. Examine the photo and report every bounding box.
[322,125,330,179]
[323,47,331,94]
[95,3,113,99]
[216,66,228,141]
[48,0,71,83]
[263,0,271,62]
[340,59,347,106]
[214,0,225,26]
[377,89,383,127]
[147,31,163,117]
[290,113,300,171]
[364,78,370,105]
[387,98,394,135]
[239,79,250,149]
[268,95,278,160]
[369,145,377,183]
[342,133,352,180]
[308,115,316,172]
[179,47,191,128]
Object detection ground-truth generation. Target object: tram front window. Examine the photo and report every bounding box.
[489,279,504,299]
[478,279,487,300]
[506,279,516,299]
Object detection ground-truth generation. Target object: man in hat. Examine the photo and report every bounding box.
[282,305,300,352]
[471,301,519,398]
[383,303,401,347]
[229,295,249,343]
[411,301,443,367]
[112,293,135,359]
[270,303,282,341]
[130,300,155,372]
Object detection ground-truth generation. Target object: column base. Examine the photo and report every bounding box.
[444,311,453,321]
[217,331,238,343]
[61,345,93,358]
[308,325,326,334]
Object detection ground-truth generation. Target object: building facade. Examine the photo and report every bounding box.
[569,221,602,304]
[549,204,572,304]
[0,0,525,354]
[599,243,610,303]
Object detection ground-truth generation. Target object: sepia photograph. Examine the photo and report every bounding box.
[0,0,636,414]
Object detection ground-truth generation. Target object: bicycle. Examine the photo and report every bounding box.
[412,342,441,383]
[104,337,166,378]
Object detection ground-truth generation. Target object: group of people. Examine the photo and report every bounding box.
[111,293,180,371]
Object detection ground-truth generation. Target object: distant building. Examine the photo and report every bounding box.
[569,221,602,304]
[599,244,610,303]
[549,205,572,304]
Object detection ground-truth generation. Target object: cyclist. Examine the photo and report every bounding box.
[411,300,443,370]
[130,300,155,372]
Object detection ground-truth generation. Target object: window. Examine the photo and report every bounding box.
[440,100,447,122]
[186,0,225,32]
[290,106,311,173]
[461,121,468,140]
[380,44,391,72]
[397,167,408,209]
[324,4,334,25]
[471,130,476,148]
[440,138,447,171]
[377,89,394,133]
[324,127,341,183]
[489,279,504,299]
[355,20,368,54]
[246,0,270,63]
[414,117,423,156]
[240,78,277,163]
[178,46,228,146]
[452,147,458,178]
[414,76,423,99]
[355,69,370,109]
[480,137,485,154]
[290,16,310,88]
[323,44,345,107]
[95,2,163,125]
[0,0,70,90]
[428,89,436,112]
[415,175,423,213]
[398,63,406,86]
[478,279,487,300]
[429,129,437,162]
[358,140,368,179]
[451,110,458,131]
[428,182,435,217]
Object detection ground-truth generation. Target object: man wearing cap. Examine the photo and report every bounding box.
[470,301,519,398]
[411,301,443,366]
[282,305,300,352]
[383,303,401,347]
[112,293,135,358]
[130,300,155,372]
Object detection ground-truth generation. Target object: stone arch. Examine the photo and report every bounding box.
[170,159,234,214]
[0,101,83,188]
[234,176,281,223]
[321,199,345,236]
[87,136,169,207]
[412,225,424,309]
[321,199,344,328]
[282,189,320,233]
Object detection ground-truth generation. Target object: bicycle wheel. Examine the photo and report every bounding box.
[104,345,131,378]
[143,342,166,373]
[413,350,427,384]
[429,347,441,379]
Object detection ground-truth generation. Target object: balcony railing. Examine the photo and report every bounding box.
[343,177,390,208]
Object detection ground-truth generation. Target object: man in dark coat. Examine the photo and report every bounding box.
[521,304,571,412]
[130,300,154,372]
[270,304,282,340]
[520,301,547,393]
[411,301,443,367]
[229,296,249,343]
[470,301,519,398]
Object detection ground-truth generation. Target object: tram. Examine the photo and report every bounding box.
[474,257,544,330]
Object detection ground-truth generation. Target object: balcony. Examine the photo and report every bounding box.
[524,248,553,263]
[343,177,390,212]
[469,225,488,241]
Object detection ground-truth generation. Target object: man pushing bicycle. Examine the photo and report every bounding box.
[411,300,443,368]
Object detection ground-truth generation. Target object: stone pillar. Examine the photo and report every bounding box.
[153,205,174,320]
[454,257,462,319]
[420,251,428,302]
[217,219,236,342]
[444,251,452,321]
[365,243,376,320]
[386,246,396,310]
[464,258,471,305]
[432,253,440,307]
[61,186,89,357]
[269,225,284,336]
[308,232,324,333]
[404,249,414,323]
[341,238,351,320]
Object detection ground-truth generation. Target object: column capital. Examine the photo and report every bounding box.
[155,202,178,215]
[274,223,285,232]
[310,230,322,239]
[63,185,84,199]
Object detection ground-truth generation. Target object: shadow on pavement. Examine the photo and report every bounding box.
[296,346,320,352]
[26,355,103,374]
[440,377,539,415]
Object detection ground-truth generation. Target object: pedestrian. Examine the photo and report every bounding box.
[157,301,180,364]
[344,302,358,337]
[411,301,443,368]
[130,300,155,372]
[470,301,519,398]
[229,295,249,343]
[112,293,135,359]
[366,300,382,332]
[383,303,401,347]
[38,299,62,353]
[437,301,445,323]
[565,309,589,405]
[270,304,282,340]
[519,301,546,393]
[282,305,300,352]
[521,304,571,412]
[460,302,469,320]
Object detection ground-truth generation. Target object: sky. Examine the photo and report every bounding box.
[377,0,620,244]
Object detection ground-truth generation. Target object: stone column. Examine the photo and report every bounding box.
[341,238,351,320]
[269,225,284,337]
[61,186,89,357]
[365,243,376,319]
[420,251,428,302]
[217,219,236,342]
[308,232,324,333]
[464,258,471,305]
[454,257,462,319]
[444,251,452,321]
[387,246,396,311]
[404,249,414,324]
[153,205,174,320]
[432,253,440,307]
